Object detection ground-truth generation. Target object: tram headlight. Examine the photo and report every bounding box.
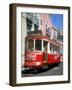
[36,62,40,65]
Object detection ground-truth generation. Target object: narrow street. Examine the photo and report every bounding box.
[22,62,63,77]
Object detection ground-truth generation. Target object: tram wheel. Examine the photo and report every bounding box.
[57,62,60,66]
[32,69,38,74]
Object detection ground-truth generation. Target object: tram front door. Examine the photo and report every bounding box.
[43,41,48,63]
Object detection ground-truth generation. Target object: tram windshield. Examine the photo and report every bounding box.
[25,39,42,51]
[25,39,34,51]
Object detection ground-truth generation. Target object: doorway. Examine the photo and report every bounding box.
[43,41,48,63]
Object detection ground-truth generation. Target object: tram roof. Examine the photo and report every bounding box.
[26,35,61,47]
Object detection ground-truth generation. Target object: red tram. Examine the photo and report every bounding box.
[23,35,62,71]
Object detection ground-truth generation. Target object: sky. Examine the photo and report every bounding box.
[50,14,63,31]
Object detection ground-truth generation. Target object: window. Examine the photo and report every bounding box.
[46,24,47,31]
[41,20,42,25]
[35,40,42,51]
[46,28,51,37]
[43,41,48,52]
[34,24,38,31]
[50,43,60,54]
[28,39,34,51]
[26,19,32,32]
[53,31,57,40]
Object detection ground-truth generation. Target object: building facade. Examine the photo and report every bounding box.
[22,13,58,41]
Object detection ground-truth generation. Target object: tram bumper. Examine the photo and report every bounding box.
[24,61,43,69]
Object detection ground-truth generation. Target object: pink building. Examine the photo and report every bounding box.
[21,13,58,41]
[38,14,52,36]
[38,14,58,41]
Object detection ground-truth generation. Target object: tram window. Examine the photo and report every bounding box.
[43,41,48,51]
[35,40,42,51]
[28,39,34,51]
[50,43,60,54]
